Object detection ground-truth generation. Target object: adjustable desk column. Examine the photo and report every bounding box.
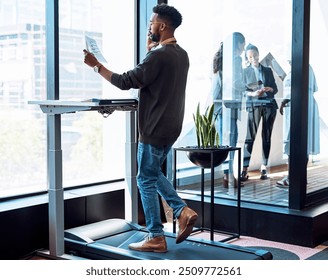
[47,112,64,256]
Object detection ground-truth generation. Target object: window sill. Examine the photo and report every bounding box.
[0,180,126,212]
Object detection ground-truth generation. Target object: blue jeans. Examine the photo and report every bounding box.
[137,142,186,238]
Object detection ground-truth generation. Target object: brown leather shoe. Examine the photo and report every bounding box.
[128,235,167,253]
[176,206,198,244]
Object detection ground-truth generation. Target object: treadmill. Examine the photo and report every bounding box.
[64,219,272,260]
[30,99,272,260]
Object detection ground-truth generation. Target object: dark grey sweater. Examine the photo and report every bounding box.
[111,44,189,146]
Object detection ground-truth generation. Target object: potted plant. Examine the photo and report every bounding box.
[185,103,230,168]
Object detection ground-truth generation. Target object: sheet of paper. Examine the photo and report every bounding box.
[85,35,107,63]
[261,52,286,81]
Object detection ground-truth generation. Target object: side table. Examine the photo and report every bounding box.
[173,146,241,242]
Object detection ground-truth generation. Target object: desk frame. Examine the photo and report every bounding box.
[29,100,138,258]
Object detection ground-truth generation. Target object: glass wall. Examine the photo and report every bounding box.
[2,0,327,207]
[169,0,294,206]
[0,0,135,198]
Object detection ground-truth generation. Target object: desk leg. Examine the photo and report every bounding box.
[47,114,64,256]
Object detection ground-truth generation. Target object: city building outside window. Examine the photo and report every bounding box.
[0,0,134,198]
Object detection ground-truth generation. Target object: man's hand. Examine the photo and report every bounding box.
[83,49,99,68]
[83,49,113,83]
[146,37,159,52]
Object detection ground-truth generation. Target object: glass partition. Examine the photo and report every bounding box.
[169,0,293,206]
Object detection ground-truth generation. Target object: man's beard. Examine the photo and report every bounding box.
[149,33,160,43]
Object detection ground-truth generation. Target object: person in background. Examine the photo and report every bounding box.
[83,3,198,253]
[221,32,246,188]
[240,44,278,181]
[212,42,223,142]
[276,64,320,187]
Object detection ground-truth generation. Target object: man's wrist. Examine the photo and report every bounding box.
[93,63,102,73]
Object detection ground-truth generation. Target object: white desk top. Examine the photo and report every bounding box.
[28,99,138,115]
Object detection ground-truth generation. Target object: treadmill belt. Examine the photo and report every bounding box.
[65,219,272,260]
[94,230,270,260]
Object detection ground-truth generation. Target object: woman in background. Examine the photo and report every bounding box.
[240,44,278,181]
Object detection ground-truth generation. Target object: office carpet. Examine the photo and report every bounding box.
[193,232,328,260]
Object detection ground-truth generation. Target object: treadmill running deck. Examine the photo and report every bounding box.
[64,219,272,260]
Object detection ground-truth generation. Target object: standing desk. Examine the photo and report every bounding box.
[28,99,138,258]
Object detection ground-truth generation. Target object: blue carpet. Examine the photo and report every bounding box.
[306,248,328,260]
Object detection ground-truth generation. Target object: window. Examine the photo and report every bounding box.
[170,0,293,206]
[0,0,135,198]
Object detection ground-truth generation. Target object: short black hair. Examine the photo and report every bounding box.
[153,3,182,29]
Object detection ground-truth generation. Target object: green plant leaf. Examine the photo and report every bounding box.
[193,102,220,148]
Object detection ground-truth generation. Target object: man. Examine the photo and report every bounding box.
[83,3,198,253]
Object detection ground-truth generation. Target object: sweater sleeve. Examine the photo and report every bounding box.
[110,51,160,90]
